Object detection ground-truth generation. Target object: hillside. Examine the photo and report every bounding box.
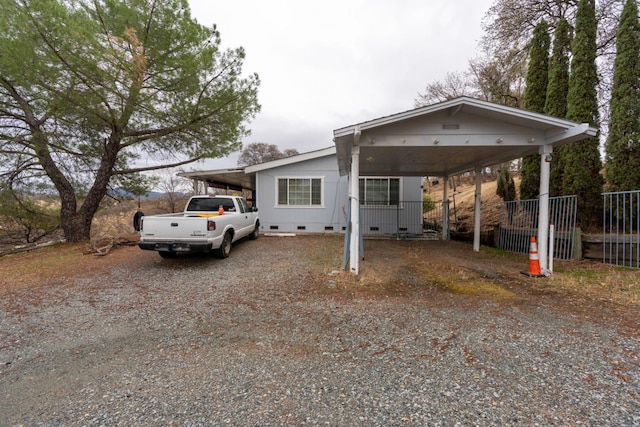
[426,177,516,234]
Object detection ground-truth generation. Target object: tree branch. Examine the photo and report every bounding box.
[112,155,205,175]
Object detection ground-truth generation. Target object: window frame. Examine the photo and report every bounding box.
[275,176,325,208]
[359,177,402,207]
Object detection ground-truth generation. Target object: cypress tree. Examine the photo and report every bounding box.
[564,0,603,228]
[497,165,517,202]
[545,18,572,197]
[605,0,640,191]
[520,21,550,201]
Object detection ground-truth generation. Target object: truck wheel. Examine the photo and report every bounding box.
[159,251,177,259]
[249,222,260,240]
[133,211,144,231]
[214,231,232,259]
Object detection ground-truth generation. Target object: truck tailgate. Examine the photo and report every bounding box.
[141,216,210,240]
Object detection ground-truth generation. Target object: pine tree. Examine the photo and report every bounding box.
[520,21,550,201]
[545,18,572,197]
[605,0,640,191]
[0,0,260,242]
[564,0,603,228]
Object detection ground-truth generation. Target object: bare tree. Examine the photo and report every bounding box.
[237,143,299,166]
[156,175,193,213]
[414,71,478,107]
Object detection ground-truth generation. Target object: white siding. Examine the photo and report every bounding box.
[255,154,423,235]
[255,154,349,233]
[359,176,423,235]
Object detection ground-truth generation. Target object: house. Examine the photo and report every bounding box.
[180,146,424,235]
[180,96,597,274]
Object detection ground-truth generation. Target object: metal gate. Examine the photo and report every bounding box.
[498,195,578,260]
[359,200,451,239]
[603,190,640,268]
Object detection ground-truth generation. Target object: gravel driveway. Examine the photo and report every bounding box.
[1,235,639,426]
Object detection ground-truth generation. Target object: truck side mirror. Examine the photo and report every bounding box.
[252,207,258,212]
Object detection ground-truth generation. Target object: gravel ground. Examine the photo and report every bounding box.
[0,235,639,426]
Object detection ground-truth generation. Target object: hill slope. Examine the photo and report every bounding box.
[427,177,518,234]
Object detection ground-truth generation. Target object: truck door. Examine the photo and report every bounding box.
[236,197,254,236]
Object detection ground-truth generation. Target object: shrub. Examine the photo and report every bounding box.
[423,194,436,213]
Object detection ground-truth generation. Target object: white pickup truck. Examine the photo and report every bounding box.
[137,194,259,259]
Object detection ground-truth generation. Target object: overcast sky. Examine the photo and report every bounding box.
[185,0,494,171]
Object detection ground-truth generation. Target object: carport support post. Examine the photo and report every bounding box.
[537,144,552,272]
[349,145,360,274]
[442,176,449,240]
[473,167,482,251]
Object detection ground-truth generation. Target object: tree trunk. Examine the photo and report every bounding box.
[60,211,93,242]
[55,179,92,242]
[61,139,121,242]
[40,133,117,243]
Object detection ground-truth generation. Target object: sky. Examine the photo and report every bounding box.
[185,0,495,171]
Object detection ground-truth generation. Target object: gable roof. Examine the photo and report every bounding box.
[333,96,597,177]
[244,146,335,173]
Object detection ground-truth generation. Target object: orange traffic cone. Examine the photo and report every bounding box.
[521,236,544,277]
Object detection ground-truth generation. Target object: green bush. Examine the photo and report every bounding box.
[0,190,60,243]
[423,194,436,213]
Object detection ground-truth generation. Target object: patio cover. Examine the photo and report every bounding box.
[177,168,254,192]
[333,96,597,274]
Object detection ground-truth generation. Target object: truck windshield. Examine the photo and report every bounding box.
[187,197,235,212]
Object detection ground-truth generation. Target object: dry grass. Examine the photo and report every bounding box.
[90,198,180,244]
[312,237,639,309]
[547,259,640,306]
[428,178,509,233]
[0,242,132,294]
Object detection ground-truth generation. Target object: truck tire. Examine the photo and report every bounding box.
[249,222,260,240]
[214,231,232,259]
[158,251,177,259]
[133,211,144,231]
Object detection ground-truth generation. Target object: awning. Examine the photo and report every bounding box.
[177,168,254,191]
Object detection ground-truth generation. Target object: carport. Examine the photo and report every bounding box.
[333,97,596,275]
[177,168,255,193]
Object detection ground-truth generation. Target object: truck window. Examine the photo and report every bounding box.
[239,198,251,213]
[187,197,230,212]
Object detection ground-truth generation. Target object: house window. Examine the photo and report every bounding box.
[277,177,322,206]
[359,177,400,206]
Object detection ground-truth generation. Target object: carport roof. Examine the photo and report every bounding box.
[177,168,253,191]
[333,96,597,177]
